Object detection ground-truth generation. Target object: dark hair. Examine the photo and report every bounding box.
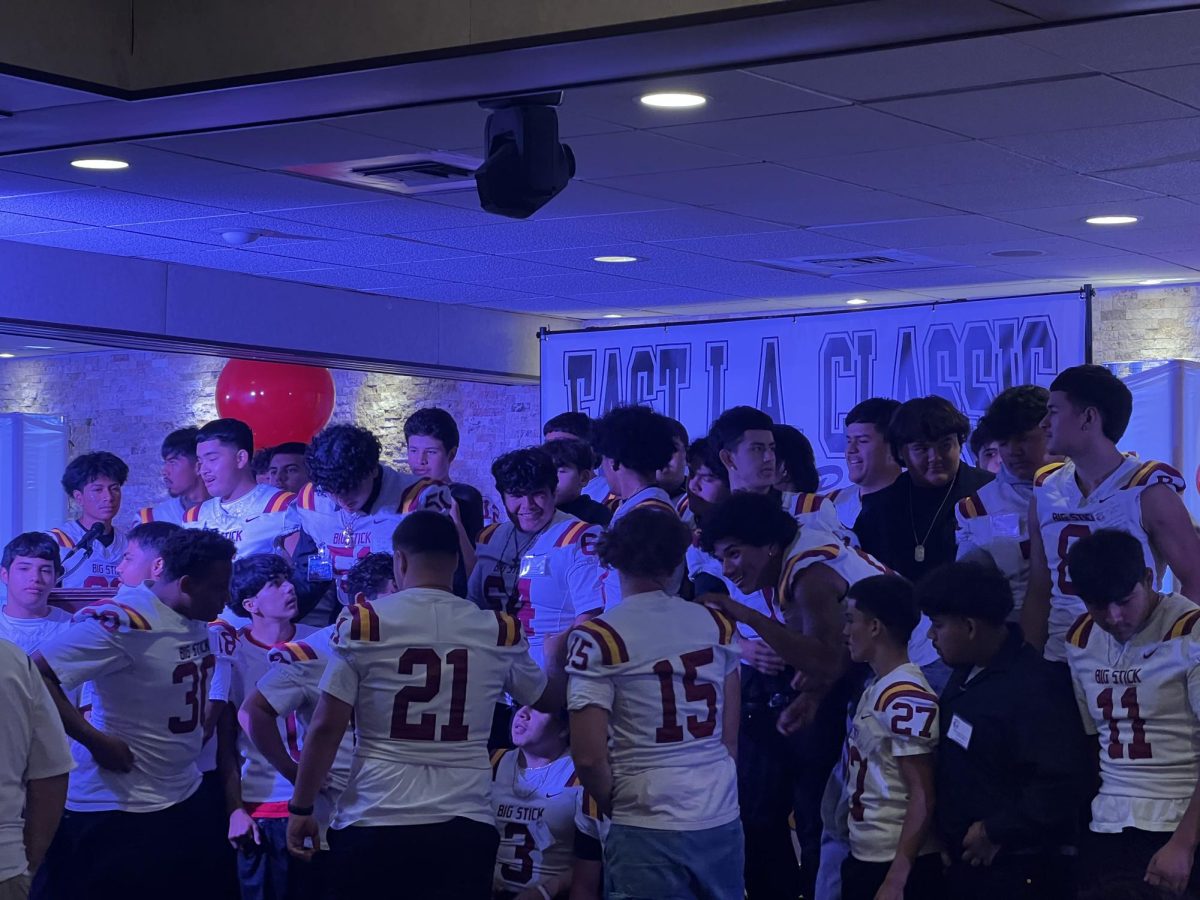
[1050,364,1133,443]
[968,416,995,461]
[345,552,395,602]
[270,442,308,458]
[707,406,774,454]
[597,507,692,579]
[161,427,200,461]
[542,437,595,474]
[985,385,1049,442]
[1067,529,1148,608]
[914,561,1013,625]
[250,448,272,477]
[543,412,592,442]
[593,405,677,479]
[306,424,382,495]
[686,437,728,486]
[197,418,254,455]
[665,418,689,448]
[158,529,237,584]
[61,451,129,495]
[887,396,970,465]
[2,532,62,574]
[127,521,183,557]
[392,509,459,557]
[231,553,292,617]
[404,407,460,452]
[772,425,818,493]
[845,398,901,434]
[700,491,799,554]
[492,447,558,497]
[849,575,920,645]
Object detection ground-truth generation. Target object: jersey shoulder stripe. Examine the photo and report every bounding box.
[1034,461,1067,487]
[399,478,438,513]
[297,483,318,511]
[270,641,318,664]
[791,492,823,516]
[577,618,630,665]
[183,504,202,523]
[477,522,503,545]
[957,494,987,519]
[674,494,690,516]
[490,748,508,778]
[348,600,381,642]
[1066,612,1095,649]
[826,488,843,503]
[495,612,522,647]
[265,490,296,514]
[138,507,154,524]
[47,528,75,550]
[1122,460,1185,492]
[581,789,602,820]
[602,492,620,512]
[566,772,582,788]
[875,681,937,711]
[704,607,737,645]
[1164,608,1200,642]
[554,520,591,548]
[632,497,677,515]
[798,544,841,563]
[78,602,152,632]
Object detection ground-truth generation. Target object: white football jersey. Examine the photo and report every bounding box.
[583,476,615,504]
[845,663,940,863]
[826,485,863,539]
[47,521,127,590]
[574,787,612,846]
[490,749,580,893]
[956,465,1035,621]
[1066,593,1200,833]
[781,491,855,546]
[670,491,695,528]
[217,622,314,809]
[1035,457,1185,662]
[468,511,604,668]
[38,585,213,812]
[0,605,73,655]
[604,487,681,610]
[567,591,741,830]
[320,588,548,829]
[182,483,297,559]
[135,496,191,527]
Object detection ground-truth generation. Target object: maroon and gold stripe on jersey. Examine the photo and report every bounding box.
[271,641,319,664]
[554,520,591,548]
[137,507,155,524]
[348,600,381,642]
[296,482,318,511]
[1164,608,1200,641]
[630,497,677,515]
[48,528,76,550]
[873,679,938,712]
[789,492,824,517]
[477,522,503,545]
[602,492,621,513]
[575,618,630,665]
[957,493,988,519]
[490,748,508,777]
[183,504,202,523]
[1034,461,1067,487]
[264,490,296,515]
[1066,612,1095,649]
[704,607,737,645]
[496,611,523,647]
[79,601,153,632]
[398,477,440,514]
[1122,460,1186,493]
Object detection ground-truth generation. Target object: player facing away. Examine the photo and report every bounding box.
[137,426,210,526]
[490,706,581,899]
[285,511,565,900]
[568,507,743,900]
[184,418,299,559]
[955,386,1056,622]
[1023,365,1200,665]
[47,451,129,590]
[0,533,69,654]
[1065,529,1200,897]
[31,529,236,900]
[468,447,605,669]
[840,575,943,900]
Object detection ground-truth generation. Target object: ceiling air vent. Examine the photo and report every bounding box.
[283,152,482,196]
[755,250,952,276]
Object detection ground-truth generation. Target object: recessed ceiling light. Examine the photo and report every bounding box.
[990,249,1046,258]
[846,298,869,306]
[0,353,15,358]
[1085,215,1138,225]
[639,92,706,109]
[593,255,639,264]
[602,314,623,319]
[70,158,129,170]
[23,345,52,350]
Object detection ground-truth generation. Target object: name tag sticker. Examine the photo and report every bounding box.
[990,513,1021,540]
[520,554,549,578]
[947,714,973,750]
[307,546,333,582]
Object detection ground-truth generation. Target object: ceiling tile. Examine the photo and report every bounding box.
[0,73,105,113]
[267,267,433,291]
[138,171,390,214]
[1011,9,1200,73]
[566,286,739,307]
[142,124,427,170]
[752,35,1086,101]
[0,170,91,200]
[902,234,1130,266]
[0,189,230,226]
[490,271,663,296]
[832,267,1039,290]
[420,180,679,217]
[813,215,1047,249]
[0,143,245,186]
[268,197,497,233]
[0,211,86,237]
[568,131,747,180]
[4,228,207,256]
[114,213,362,246]
[378,254,581,282]
[374,281,552,305]
[242,234,471,266]
[553,208,789,242]
[989,196,1200,241]
[988,255,1199,280]
[992,117,1200,173]
[467,297,643,318]
[893,172,1157,213]
[404,219,620,255]
[875,76,1194,139]
[1098,160,1200,195]
[1120,65,1200,112]
[152,248,329,275]
[653,229,880,261]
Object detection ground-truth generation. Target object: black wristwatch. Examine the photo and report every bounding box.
[287,801,314,816]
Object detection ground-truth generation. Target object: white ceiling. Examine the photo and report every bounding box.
[1,8,1200,323]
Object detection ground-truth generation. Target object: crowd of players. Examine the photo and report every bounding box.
[2,362,1200,900]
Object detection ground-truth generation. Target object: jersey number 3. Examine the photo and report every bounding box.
[390,647,470,742]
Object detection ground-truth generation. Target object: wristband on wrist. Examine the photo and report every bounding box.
[287,800,314,816]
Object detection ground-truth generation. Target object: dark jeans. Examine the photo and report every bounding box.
[328,817,499,900]
[944,853,1071,900]
[32,785,220,900]
[842,853,946,900]
[1079,828,1200,897]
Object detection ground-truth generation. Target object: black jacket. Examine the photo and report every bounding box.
[934,625,1089,857]
[557,494,612,528]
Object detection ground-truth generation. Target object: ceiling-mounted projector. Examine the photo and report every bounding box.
[475,92,575,220]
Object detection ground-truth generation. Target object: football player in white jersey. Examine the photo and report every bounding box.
[31,529,236,900]
[1065,529,1200,897]
[184,418,299,559]
[840,574,941,900]
[217,553,313,899]
[285,511,564,900]
[0,533,70,654]
[468,447,604,669]
[1023,365,1200,664]
[136,427,210,527]
[657,418,691,518]
[47,451,130,591]
[490,706,580,899]
[568,506,743,900]
[955,386,1056,622]
[828,398,902,535]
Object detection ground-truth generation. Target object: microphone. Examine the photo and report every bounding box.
[61,522,107,565]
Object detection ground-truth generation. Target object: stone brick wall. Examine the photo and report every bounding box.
[1093,284,1200,365]
[0,348,538,523]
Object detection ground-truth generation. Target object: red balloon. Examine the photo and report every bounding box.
[216,360,335,448]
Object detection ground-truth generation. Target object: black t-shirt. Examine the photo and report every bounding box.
[556,494,613,528]
[854,463,993,582]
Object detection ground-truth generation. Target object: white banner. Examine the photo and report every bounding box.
[540,292,1089,489]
